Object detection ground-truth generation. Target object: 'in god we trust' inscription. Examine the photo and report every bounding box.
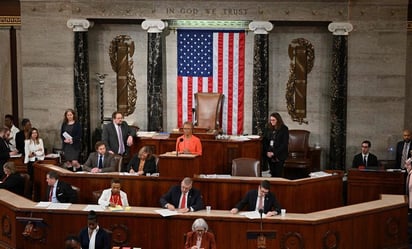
[166,7,248,16]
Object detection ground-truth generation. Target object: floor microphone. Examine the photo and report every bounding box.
[176,138,183,156]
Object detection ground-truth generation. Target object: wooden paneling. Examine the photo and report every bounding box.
[131,136,262,175]
[33,164,343,213]
[0,191,408,249]
[347,168,405,205]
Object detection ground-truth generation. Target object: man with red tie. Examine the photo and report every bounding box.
[46,171,77,203]
[160,177,204,213]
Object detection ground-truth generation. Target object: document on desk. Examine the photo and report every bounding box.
[10,153,22,158]
[36,201,51,208]
[240,211,267,219]
[47,203,71,209]
[155,209,180,217]
[83,205,105,211]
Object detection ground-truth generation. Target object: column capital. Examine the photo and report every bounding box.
[328,22,353,36]
[66,19,93,32]
[141,19,167,33]
[248,21,273,34]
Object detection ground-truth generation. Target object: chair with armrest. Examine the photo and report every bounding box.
[284,129,312,179]
[194,92,224,131]
[20,173,32,199]
[231,158,261,177]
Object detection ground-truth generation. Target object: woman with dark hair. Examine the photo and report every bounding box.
[24,127,45,179]
[263,112,289,177]
[61,109,82,171]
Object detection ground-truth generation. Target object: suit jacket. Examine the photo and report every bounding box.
[262,124,289,161]
[46,180,77,203]
[15,131,26,155]
[102,122,136,155]
[98,188,129,207]
[0,138,11,179]
[126,154,156,174]
[83,152,117,172]
[234,189,281,214]
[79,226,111,249]
[160,185,204,211]
[396,141,412,168]
[352,153,378,168]
[185,231,216,249]
[0,173,24,196]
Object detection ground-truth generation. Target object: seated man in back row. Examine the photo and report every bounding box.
[352,140,378,168]
[83,141,117,173]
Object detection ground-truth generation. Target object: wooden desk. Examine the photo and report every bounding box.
[157,153,201,177]
[8,156,60,173]
[0,190,407,249]
[347,168,406,205]
[33,164,343,213]
[132,136,262,174]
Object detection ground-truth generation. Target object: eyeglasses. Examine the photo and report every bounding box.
[361,146,369,148]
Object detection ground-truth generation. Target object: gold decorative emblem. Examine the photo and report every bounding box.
[109,35,137,116]
[285,38,315,124]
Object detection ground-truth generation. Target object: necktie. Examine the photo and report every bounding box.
[49,186,54,202]
[363,155,367,166]
[180,193,186,208]
[258,195,263,210]
[98,155,103,169]
[117,125,125,154]
[402,143,409,169]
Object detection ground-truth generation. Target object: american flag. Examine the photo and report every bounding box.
[177,29,245,135]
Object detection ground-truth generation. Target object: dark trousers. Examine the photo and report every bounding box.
[269,160,284,177]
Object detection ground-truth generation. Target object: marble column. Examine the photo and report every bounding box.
[249,21,273,136]
[141,20,167,131]
[67,19,93,161]
[327,22,353,170]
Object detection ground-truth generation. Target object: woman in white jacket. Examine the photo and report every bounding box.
[24,127,45,179]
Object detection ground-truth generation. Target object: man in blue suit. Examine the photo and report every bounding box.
[160,177,204,212]
[230,180,281,216]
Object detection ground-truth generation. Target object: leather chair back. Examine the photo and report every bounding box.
[232,158,260,177]
[113,154,123,172]
[288,130,310,159]
[20,173,32,199]
[194,92,224,130]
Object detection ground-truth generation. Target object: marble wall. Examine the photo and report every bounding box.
[14,0,409,168]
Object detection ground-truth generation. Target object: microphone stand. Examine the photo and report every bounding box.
[257,208,266,249]
[176,138,183,157]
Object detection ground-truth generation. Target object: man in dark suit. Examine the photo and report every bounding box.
[160,177,204,212]
[352,140,379,168]
[230,180,281,216]
[46,171,77,203]
[78,210,111,249]
[0,128,18,179]
[396,129,412,169]
[83,141,116,173]
[102,111,136,156]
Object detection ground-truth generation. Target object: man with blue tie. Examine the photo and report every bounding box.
[83,141,116,173]
[102,111,136,156]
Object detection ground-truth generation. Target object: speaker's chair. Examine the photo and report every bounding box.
[284,130,312,179]
[193,92,224,131]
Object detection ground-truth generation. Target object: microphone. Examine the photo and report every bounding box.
[176,138,183,156]
[258,208,264,231]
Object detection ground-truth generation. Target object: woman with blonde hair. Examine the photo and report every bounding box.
[127,146,156,175]
[0,162,24,196]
